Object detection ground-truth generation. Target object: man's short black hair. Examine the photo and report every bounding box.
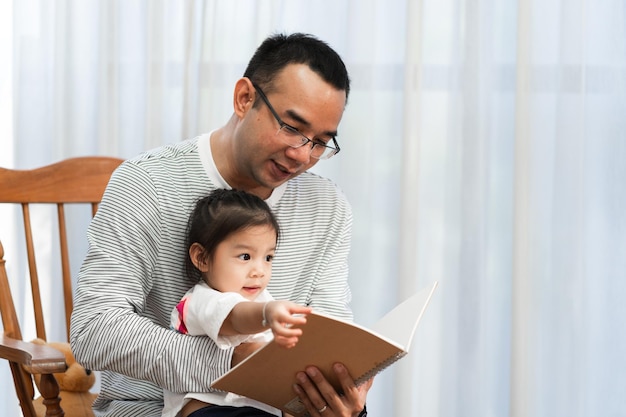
[244,32,350,100]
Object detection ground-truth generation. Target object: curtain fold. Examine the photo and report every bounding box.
[396,0,424,414]
[2,1,624,416]
[511,0,533,415]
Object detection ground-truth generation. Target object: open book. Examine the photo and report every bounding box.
[211,281,438,416]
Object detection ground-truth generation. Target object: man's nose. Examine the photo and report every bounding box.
[285,144,312,165]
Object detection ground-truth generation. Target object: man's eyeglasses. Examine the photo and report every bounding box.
[251,82,340,160]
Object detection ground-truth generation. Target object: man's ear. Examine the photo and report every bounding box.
[233,77,256,117]
[189,242,210,272]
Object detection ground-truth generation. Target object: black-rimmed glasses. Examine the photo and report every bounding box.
[251,82,340,160]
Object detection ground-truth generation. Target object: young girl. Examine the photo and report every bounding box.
[163,189,311,417]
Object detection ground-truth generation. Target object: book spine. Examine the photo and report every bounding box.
[354,351,407,386]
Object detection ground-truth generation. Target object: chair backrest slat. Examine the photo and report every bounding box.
[9,360,37,417]
[0,242,22,340]
[21,203,46,341]
[58,203,73,341]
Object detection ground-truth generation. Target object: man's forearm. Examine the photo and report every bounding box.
[71,306,232,393]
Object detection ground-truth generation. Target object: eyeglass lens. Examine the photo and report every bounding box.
[277,125,336,159]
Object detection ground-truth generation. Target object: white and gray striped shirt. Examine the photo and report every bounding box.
[70,133,353,416]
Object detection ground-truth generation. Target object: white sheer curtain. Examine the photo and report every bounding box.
[1,1,624,416]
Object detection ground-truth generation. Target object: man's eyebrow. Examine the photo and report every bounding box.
[285,109,338,138]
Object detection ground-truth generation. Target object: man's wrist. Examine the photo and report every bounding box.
[357,405,367,417]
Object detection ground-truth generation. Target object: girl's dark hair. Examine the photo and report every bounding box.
[244,32,350,101]
[185,189,280,280]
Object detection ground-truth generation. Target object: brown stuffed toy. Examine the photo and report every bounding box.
[30,338,98,415]
[31,338,96,392]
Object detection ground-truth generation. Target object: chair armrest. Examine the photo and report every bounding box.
[0,335,67,374]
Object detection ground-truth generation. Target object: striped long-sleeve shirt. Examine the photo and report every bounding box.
[70,133,353,416]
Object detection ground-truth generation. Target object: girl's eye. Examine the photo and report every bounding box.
[239,254,251,261]
[266,255,274,262]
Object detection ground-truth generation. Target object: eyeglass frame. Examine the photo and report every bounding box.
[250,81,341,160]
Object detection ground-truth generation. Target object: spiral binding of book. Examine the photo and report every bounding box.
[355,351,408,386]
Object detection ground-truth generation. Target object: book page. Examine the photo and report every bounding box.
[370,281,438,350]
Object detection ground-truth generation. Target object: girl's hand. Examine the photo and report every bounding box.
[264,301,312,348]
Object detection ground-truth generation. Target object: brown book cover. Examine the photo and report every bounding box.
[211,281,438,416]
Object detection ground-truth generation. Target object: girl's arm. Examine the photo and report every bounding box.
[221,301,312,348]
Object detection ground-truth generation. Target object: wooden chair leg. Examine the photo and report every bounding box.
[38,373,64,417]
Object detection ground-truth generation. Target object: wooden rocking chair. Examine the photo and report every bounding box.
[0,157,123,417]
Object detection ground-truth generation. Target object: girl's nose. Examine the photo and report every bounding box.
[250,263,266,278]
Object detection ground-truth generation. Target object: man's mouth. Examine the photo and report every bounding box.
[270,160,296,179]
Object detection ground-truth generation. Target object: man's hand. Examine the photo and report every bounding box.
[293,363,373,417]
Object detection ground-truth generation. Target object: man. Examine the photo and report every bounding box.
[71,33,372,417]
